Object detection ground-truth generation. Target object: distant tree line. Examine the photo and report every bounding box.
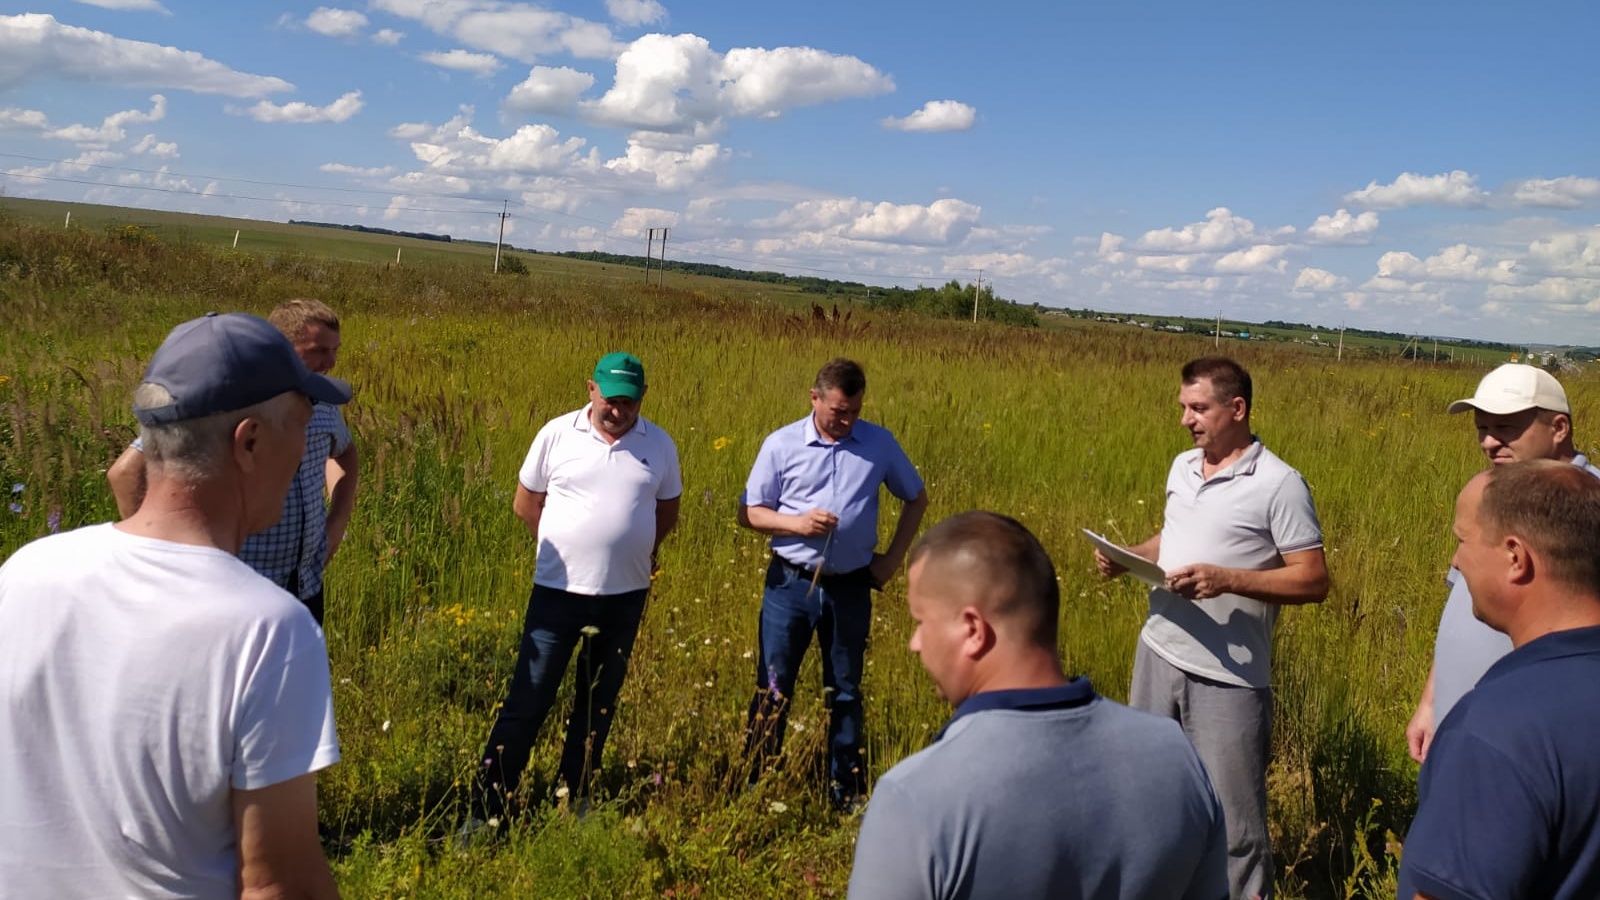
[289,221,452,243]
[864,280,1039,327]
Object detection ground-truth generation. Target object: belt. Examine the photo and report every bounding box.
[773,554,873,587]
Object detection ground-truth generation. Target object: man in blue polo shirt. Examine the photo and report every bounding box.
[740,358,929,812]
[849,511,1228,900]
[1397,460,1600,900]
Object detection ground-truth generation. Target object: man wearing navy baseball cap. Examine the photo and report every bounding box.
[0,313,349,899]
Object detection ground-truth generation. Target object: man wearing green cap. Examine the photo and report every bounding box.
[469,352,681,826]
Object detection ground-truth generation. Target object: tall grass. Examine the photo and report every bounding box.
[4,212,1586,897]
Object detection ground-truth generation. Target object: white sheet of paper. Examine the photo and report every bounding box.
[1082,529,1167,588]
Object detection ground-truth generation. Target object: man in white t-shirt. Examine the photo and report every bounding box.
[1095,356,1329,900]
[470,352,682,825]
[0,313,349,899]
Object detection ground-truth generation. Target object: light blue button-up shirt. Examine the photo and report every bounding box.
[742,414,923,574]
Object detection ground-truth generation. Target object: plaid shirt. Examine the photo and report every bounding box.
[237,403,352,599]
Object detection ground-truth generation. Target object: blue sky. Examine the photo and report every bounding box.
[5,1,1600,344]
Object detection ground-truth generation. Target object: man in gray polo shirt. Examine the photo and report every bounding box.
[1404,363,1599,764]
[850,511,1227,900]
[1096,356,1329,900]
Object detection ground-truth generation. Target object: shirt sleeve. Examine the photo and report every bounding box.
[518,422,557,493]
[846,778,938,900]
[232,610,341,790]
[1398,729,1550,900]
[742,432,785,509]
[1267,472,1323,553]
[879,432,925,502]
[326,408,352,458]
[657,435,683,501]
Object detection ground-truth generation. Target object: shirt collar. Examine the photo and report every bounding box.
[1186,436,1264,481]
[802,413,855,446]
[572,403,647,438]
[934,677,1096,741]
[1484,624,1600,685]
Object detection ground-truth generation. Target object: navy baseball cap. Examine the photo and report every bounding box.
[133,313,352,426]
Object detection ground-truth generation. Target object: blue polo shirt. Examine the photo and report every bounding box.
[849,679,1228,900]
[1398,624,1600,900]
[742,414,922,574]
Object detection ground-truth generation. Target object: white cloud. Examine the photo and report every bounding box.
[1214,244,1289,274]
[1524,226,1600,279]
[0,106,49,130]
[611,207,679,235]
[1345,170,1489,210]
[1134,207,1289,253]
[1379,244,1518,285]
[1096,233,1126,264]
[420,49,503,76]
[505,66,595,113]
[1134,254,1197,274]
[882,100,976,133]
[606,0,666,27]
[1507,176,1600,209]
[1293,267,1347,292]
[1305,208,1380,245]
[583,33,893,133]
[306,7,368,38]
[321,162,396,176]
[0,14,291,96]
[73,0,170,12]
[240,90,364,124]
[372,28,404,45]
[757,197,980,247]
[603,140,728,190]
[373,0,620,61]
[44,94,166,145]
[129,133,177,157]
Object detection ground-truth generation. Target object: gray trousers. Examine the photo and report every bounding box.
[1131,640,1273,900]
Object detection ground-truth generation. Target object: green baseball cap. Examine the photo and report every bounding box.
[592,351,646,400]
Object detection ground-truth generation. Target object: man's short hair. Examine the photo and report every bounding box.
[909,511,1060,650]
[138,388,298,483]
[815,358,866,397]
[1182,356,1252,415]
[1482,459,1600,597]
[268,298,340,340]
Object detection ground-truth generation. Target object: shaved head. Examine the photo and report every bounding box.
[909,512,1059,649]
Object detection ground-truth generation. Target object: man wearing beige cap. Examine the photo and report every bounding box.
[1404,363,1599,763]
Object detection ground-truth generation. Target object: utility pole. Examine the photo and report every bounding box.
[644,228,657,282]
[1337,325,1345,362]
[657,227,670,286]
[972,268,982,323]
[493,201,508,273]
[1215,312,1221,348]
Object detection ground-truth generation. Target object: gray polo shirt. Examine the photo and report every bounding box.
[1431,453,1600,727]
[1142,439,1323,689]
[847,680,1228,900]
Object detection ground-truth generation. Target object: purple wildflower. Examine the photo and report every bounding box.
[7,503,19,515]
[47,510,61,533]
[9,483,21,494]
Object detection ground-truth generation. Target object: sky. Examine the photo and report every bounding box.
[4,2,1600,345]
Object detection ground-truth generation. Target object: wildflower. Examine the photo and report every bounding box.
[768,801,788,814]
[8,503,19,514]
[555,785,570,800]
[651,772,663,786]
[0,374,9,386]
[982,422,992,430]
[9,484,21,494]
[381,720,391,732]
[580,625,601,638]
[713,436,731,451]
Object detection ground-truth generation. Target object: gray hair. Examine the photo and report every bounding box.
[136,386,300,483]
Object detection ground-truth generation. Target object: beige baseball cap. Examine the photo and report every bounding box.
[1446,363,1569,415]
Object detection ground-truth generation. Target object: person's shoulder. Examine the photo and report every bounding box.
[636,416,678,448]
[1251,442,1306,479]
[534,407,586,437]
[0,524,107,575]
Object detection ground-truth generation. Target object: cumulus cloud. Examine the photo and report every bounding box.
[421,49,503,76]
[73,0,170,12]
[305,7,368,38]
[583,33,892,133]
[1293,267,1347,292]
[1373,244,1518,285]
[505,66,595,113]
[44,94,166,144]
[1214,244,1289,274]
[0,106,49,130]
[1507,176,1600,209]
[611,206,679,235]
[129,133,177,157]
[373,0,619,61]
[758,197,980,247]
[1305,208,1380,245]
[1134,207,1290,253]
[882,100,976,133]
[0,14,291,96]
[239,90,364,124]
[606,0,666,27]
[321,162,396,176]
[1345,170,1489,210]
[1524,226,1600,279]
[372,28,404,45]
[603,140,728,190]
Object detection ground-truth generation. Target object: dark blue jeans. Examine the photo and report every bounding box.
[744,555,874,801]
[474,584,648,817]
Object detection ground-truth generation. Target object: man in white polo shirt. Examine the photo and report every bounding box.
[1404,363,1599,764]
[1095,356,1329,900]
[469,352,681,825]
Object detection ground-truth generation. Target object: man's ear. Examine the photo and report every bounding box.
[233,416,262,474]
[1231,395,1248,423]
[1551,413,1573,446]
[1505,535,1535,586]
[960,606,994,660]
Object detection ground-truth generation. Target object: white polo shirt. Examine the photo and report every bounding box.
[1142,439,1323,689]
[519,405,682,596]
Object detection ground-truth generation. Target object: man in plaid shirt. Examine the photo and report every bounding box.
[108,299,359,626]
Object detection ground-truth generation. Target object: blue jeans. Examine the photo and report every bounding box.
[744,555,874,802]
[474,584,648,817]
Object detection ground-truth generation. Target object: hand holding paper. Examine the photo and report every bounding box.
[1083,530,1167,588]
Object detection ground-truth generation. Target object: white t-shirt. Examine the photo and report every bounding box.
[0,524,340,900]
[1142,440,1324,689]
[519,406,683,595]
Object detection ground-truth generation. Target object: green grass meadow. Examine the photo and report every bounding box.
[0,208,1568,898]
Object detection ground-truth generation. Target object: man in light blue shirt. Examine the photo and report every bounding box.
[739,358,928,812]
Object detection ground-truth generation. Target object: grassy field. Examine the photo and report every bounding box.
[4,208,1592,897]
